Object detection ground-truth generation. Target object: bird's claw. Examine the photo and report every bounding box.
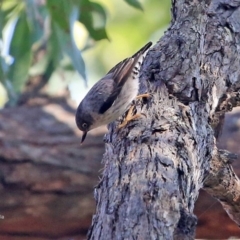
[118,93,150,129]
[118,105,141,129]
[136,93,151,99]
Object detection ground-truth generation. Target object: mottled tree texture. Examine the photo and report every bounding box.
[88,0,240,239]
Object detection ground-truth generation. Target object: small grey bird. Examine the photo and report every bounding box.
[76,42,152,143]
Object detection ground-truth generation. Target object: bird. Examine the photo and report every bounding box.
[75,42,152,143]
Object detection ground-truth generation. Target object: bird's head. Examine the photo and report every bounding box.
[75,104,94,143]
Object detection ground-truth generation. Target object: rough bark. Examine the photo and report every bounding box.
[204,149,240,226]
[88,0,240,239]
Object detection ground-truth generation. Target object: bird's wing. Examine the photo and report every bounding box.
[107,42,152,78]
[99,59,134,114]
[98,84,121,114]
[98,42,152,114]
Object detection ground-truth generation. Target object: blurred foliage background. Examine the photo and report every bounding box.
[0,0,171,107]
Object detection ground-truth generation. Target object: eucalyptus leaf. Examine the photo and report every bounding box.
[0,7,3,39]
[91,2,107,28]
[2,0,19,11]
[2,0,25,24]
[91,28,108,41]
[0,56,8,85]
[50,8,86,82]
[46,0,72,32]
[0,56,17,105]
[124,0,143,11]
[48,21,64,68]
[66,7,86,82]
[7,12,32,93]
[79,0,108,41]
[0,2,14,34]
[43,57,55,84]
[25,0,45,43]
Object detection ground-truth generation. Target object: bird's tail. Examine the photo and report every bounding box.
[131,42,152,59]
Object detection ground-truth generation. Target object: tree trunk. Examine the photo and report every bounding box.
[88,0,240,239]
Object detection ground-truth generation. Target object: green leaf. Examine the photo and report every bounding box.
[90,28,108,41]
[1,0,25,26]
[79,0,108,41]
[49,7,86,82]
[2,0,19,11]
[0,56,8,73]
[79,0,94,35]
[68,8,86,80]
[0,56,18,105]
[25,0,45,43]
[0,56,9,86]
[0,0,18,35]
[91,2,107,28]
[0,7,4,39]
[46,0,72,32]
[124,0,143,11]
[7,12,32,93]
[43,57,55,84]
[48,21,64,68]
[46,0,86,82]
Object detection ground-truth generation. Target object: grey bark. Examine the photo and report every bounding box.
[204,149,240,226]
[88,0,240,239]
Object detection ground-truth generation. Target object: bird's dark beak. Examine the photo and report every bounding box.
[81,131,88,144]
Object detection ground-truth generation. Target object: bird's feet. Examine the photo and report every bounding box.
[118,105,141,129]
[118,93,150,129]
[135,93,150,100]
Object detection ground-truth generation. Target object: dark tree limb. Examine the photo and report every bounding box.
[88,0,240,239]
[204,149,240,226]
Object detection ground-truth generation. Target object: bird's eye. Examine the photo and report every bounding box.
[82,123,88,129]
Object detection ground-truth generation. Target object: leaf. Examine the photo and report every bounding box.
[0,56,18,105]
[46,0,72,32]
[0,0,26,103]
[49,7,86,82]
[46,0,86,81]
[1,0,25,25]
[7,12,32,93]
[0,56,9,85]
[43,57,55,84]
[91,2,107,28]
[79,0,109,41]
[124,0,143,11]
[25,0,45,43]
[0,7,4,39]
[48,19,64,68]
[90,28,108,41]
[0,0,18,37]
[1,0,19,11]
[66,7,87,81]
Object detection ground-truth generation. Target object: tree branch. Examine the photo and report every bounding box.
[88,0,240,239]
[204,149,240,226]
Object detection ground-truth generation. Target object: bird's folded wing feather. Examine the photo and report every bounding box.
[98,42,152,114]
[98,58,136,114]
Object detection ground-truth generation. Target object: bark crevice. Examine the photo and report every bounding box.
[88,0,240,239]
[204,149,240,226]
